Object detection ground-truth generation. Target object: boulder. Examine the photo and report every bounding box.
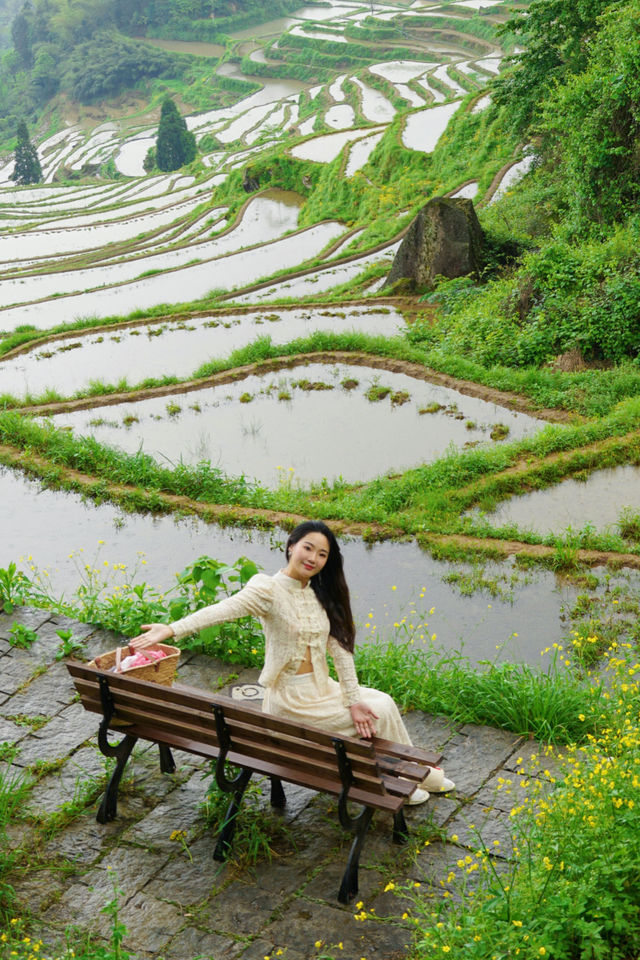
[242,168,260,193]
[385,196,485,291]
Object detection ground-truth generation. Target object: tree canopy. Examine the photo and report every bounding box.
[12,118,42,183]
[155,96,197,171]
[493,0,627,133]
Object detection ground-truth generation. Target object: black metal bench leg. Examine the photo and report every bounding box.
[213,768,252,862]
[393,808,409,845]
[97,733,137,824]
[338,806,374,904]
[159,744,175,774]
[270,776,286,809]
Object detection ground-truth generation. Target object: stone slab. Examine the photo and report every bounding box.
[263,896,411,959]
[27,744,106,813]
[1,662,77,715]
[446,801,515,858]
[0,607,54,636]
[164,924,241,960]
[440,724,524,796]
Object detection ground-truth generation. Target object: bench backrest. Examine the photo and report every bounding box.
[67,661,418,811]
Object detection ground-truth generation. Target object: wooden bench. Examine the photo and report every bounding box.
[66,661,442,903]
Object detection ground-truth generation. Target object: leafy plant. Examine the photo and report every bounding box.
[0,563,30,614]
[55,628,86,661]
[8,623,38,650]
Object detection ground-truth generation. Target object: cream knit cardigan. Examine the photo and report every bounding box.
[170,571,362,706]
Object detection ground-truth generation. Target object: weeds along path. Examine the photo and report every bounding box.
[10,349,572,420]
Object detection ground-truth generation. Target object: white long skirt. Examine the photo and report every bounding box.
[262,671,412,745]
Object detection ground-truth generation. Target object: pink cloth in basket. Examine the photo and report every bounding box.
[119,648,167,672]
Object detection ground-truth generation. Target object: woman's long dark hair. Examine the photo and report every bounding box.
[285,520,355,653]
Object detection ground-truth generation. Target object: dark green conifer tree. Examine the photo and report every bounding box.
[12,120,42,185]
[155,97,197,172]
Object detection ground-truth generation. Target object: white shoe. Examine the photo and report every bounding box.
[426,766,455,793]
[406,787,430,806]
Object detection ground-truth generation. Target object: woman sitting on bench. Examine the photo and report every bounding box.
[131,519,454,805]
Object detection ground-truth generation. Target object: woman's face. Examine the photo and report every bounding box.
[285,532,330,583]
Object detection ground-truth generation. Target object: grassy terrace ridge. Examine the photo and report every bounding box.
[1,356,640,561]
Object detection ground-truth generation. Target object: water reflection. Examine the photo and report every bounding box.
[480,465,640,536]
[0,307,406,397]
[402,101,462,151]
[0,221,344,331]
[0,466,594,666]
[47,361,542,484]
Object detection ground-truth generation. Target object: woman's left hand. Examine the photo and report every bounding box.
[350,701,379,739]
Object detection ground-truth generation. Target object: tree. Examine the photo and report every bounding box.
[155,96,196,171]
[493,0,626,133]
[11,4,34,69]
[12,119,42,184]
[538,1,640,229]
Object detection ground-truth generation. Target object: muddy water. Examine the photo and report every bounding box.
[489,155,534,203]
[0,464,601,666]
[0,220,345,332]
[325,104,356,129]
[291,127,384,162]
[353,79,396,123]
[369,60,438,82]
[47,361,541,484]
[480,465,640,536]
[140,38,225,58]
[1,307,406,397]
[0,192,303,307]
[115,137,158,178]
[234,241,400,302]
[450,181,479,199]
[402,100,461,151]
[345,131,384,176]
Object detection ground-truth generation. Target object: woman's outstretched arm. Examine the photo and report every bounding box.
[130,573,274,649]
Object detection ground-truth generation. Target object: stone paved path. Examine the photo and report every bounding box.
[0,606,544,960]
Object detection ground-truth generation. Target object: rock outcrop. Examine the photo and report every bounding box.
[385,196,485,291]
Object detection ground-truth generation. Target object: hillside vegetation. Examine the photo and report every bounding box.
[416,0,640,374]
[0,0,300,140]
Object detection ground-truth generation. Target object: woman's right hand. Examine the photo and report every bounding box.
[129,623,175,650]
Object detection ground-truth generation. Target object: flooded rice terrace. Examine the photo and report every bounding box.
[0,0,583,669]
[2,464,616,667]
[43,361,541,484]
[0,306,405,397]
[479,464,640,536]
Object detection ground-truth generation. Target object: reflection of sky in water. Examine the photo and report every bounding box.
[291,127,384,162]
[234,242,400,303]
[402,101,462,151]
[1,466,604,666]
[0,221,344,332]
[0,193,301,307]
[0,307,405,397]
[48,362,543,484]
[480,466,640,536]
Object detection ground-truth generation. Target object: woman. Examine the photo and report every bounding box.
[131,520,453,804]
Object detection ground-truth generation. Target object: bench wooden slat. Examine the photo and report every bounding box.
[372,736,442,767]
[70,664,383,758]
[215,697,376,758]
[66,660,443,904]
[224,732,389,797]
[74,682,390,790]
[121,722,403,810]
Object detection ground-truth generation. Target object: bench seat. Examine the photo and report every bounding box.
[67,661,442,902]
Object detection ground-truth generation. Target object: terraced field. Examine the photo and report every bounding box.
[3,0,640,663]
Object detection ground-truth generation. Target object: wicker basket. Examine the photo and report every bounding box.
[90,643,180,686]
